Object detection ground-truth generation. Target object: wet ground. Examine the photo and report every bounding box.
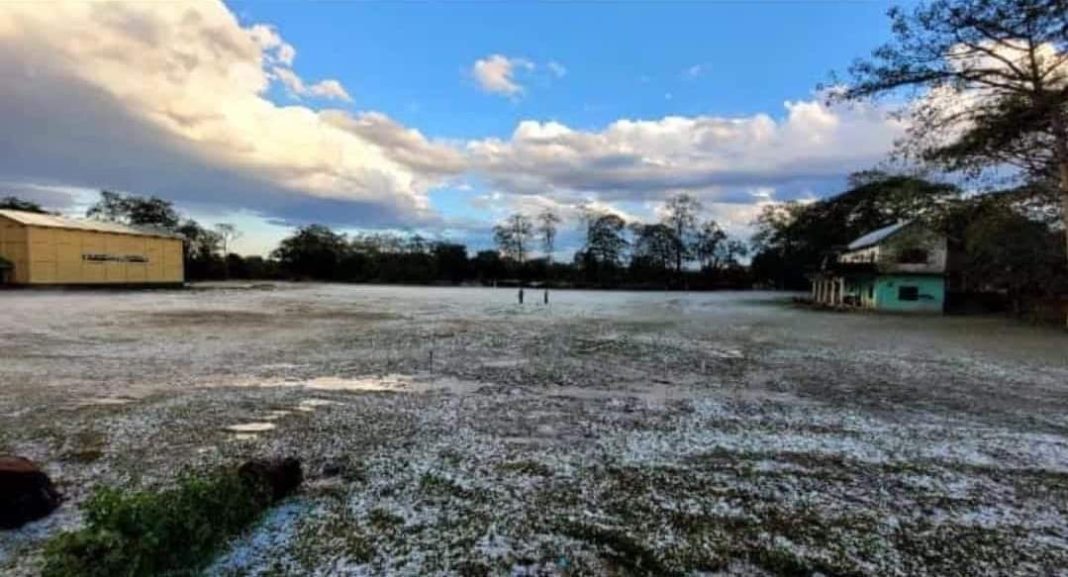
[1,283,1067,576]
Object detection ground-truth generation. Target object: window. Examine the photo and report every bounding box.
[897,248,928,264]
[898,286,919,301]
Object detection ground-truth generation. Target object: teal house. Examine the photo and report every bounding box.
[810,221,947,314]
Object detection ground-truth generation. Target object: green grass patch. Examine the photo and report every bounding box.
[42,468,276,577]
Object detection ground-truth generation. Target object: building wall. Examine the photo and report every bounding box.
[838,225,948,275]
[874,275,944,313]
[0,216,29,283]
[18,225,183,285]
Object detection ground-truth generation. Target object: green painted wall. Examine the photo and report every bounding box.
[874,275,944,313]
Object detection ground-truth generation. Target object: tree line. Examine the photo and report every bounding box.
[492,195,749,289]
[2,191,751,288]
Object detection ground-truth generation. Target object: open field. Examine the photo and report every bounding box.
[2,283,1068,576]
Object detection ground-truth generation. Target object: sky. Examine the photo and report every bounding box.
[0,1,912,257]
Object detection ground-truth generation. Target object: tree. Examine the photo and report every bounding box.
[580,211,628,271]
[493,214,533,264]
[214,223,242,256]
[87,190,181,230]
[177,220,224,279]
[272,225,349,280]
[748,173,959,288]
[834,0,1068,295]
[695,220,728,270]
[661,193,702,275]
[719,239,749,268]
[0,196,48,214]
[433,242,469,284]
[536,209,561,264]
[629,223,676,279]
[473,250,506,282]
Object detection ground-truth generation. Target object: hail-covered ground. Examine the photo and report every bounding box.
[2,283,1067,576]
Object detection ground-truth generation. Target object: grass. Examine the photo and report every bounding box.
[41,467,277,577]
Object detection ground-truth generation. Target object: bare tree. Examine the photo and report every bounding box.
[537,209,561,264]
[214,223,242,256]
[493,213,533,263]
[695,219,728,270]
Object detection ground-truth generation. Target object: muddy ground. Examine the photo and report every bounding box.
[1,283,1067,576]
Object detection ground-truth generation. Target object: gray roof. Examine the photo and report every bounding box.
[0,209,182,240]
[846,221,910,251]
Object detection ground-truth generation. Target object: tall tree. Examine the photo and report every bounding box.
[214,223,242,256]
[536,209,561,264]
[272,225,348,280]
[661,193,702,275]
[87,190,181,230]
[748,173,959,288]
[493,214,533,264]
[695,220,728,270]
[580,211,629,269]
[630,222,676,276]
[0,196,48,214]
[834,0,1068,287]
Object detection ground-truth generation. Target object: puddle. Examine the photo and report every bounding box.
[296,398,339,412]
[305,375,411,392]
[225,422,276,433]
[222,373,484,395]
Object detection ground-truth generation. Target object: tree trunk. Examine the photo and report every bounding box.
[1060,157,1068,327]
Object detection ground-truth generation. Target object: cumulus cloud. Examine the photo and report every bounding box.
[274,68,353,102]
[471,54,534,96]
[467,97,904,209]
[0,0,903,242]
[0,1,456,227]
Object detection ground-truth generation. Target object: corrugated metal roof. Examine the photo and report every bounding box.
[846,221,910,251]
[0,209,182,240]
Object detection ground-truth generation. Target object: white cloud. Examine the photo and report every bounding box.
[0,0,906,242]
[273,67,353,102]
[306,79,352,102]
[0,1,454,227]
[547,61,567,78]
[471,54,533,96]
[466,96,904,228]
[684,64,707,78]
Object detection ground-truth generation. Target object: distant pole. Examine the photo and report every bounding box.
[544,288,549,305]
[518,287,524,304]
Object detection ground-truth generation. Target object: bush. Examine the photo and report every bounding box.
[42,468,274,577]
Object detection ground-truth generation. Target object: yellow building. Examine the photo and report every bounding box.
[0,209,184,286]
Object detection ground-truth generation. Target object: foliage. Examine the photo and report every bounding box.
[834,0,1068,255]
[630,222,676,281]
[84,191,227,281]
[576,210,629,285]
[41,469,273,577]
[87,190,181,230]
[0,196,49,214]
[661,193,702,275]
[493,214,533,264]
[749,172,960,288]
[695,220,728,271]
[942,191,1067,301]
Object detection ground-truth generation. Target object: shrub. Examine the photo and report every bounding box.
[42,468,274,577]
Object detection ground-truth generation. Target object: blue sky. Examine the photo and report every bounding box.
[232,1,895,136]
[0,1,910,256]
